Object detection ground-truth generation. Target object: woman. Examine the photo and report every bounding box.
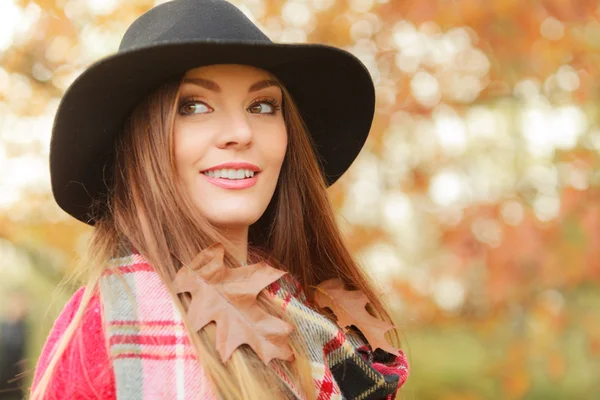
[31,0,408,399]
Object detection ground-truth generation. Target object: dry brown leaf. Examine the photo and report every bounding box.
[173,243,295,365]
[314,278,399,355]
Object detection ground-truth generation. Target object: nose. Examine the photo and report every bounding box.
[217,110,253,150]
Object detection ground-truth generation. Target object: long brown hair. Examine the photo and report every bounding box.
[31,69,401,399]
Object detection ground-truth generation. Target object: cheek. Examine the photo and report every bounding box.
[173,123,209,176]
[264,123,288,166]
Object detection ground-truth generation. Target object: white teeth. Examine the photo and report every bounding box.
[203,168,256,180]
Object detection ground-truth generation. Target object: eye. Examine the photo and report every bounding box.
[247,98,282,115]
[178,99,213,115]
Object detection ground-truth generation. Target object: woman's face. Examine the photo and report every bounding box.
[173,64,287,232]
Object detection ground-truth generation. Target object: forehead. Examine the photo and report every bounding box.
[183,64,274,81]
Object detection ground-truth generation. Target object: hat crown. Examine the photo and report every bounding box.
[120,0,270,52]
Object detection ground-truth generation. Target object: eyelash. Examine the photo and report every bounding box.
[178,96,283,116]
[253,96,283,114]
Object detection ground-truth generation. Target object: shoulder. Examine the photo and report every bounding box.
[32,286,115,399]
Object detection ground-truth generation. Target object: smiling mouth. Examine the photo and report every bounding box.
[202,168,259,180]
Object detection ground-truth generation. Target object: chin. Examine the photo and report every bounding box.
[206,212,261,230]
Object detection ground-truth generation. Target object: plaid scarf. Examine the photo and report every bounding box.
[99,254,408,400]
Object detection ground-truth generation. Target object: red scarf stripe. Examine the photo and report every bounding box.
[282,292,293,309]
[104,264,154,275]
[114,353,197,361]
[322,330,345,357]
[267,280,281,295]
[102,254,149,272]
[109,334,192,346]
[316,376,335,400]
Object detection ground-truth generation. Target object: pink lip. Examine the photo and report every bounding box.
[200,161,260,190]
[202,161,261,173]
[202,174,258,189]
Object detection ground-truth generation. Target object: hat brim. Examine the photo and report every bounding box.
[50,40,375,224]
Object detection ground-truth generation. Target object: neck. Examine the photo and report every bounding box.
[218,225,249,265]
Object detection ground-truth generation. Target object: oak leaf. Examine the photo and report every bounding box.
[314,278,399,355]
[173,243,295,365]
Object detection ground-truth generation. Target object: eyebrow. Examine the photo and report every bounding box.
[181,78,280,93]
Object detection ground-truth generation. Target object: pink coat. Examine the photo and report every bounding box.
[32,287,116,399]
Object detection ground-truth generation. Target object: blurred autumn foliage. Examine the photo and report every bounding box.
[1,0,600,399]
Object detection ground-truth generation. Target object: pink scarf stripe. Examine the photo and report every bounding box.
[109,320,186,327]
[114,353,198,361]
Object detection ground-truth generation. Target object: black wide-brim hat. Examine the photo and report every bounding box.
[50,0,375,225]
